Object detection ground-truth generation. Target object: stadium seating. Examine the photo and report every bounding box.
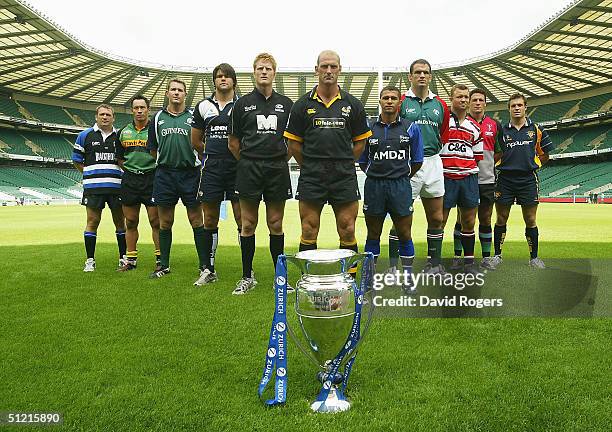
[548,124,611,154]
[0,166,82,199]
[539,162,612,196]
[0,96,22,118]
[0,128,37,156]
[21,131,74,160]
[18,101,75,125]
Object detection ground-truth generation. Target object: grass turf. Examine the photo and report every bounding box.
[0,202,610,431]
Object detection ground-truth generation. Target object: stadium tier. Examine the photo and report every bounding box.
[18,101,75,125]
[539,162,612,197]
[0,128,75,160]
[0,96,22,118]
[0,166,82,200]
[548,123,611,154]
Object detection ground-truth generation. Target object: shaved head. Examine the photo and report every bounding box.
[317,50,341,66]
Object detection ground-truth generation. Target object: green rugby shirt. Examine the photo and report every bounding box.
[146,108,200,169]
[116,122,156,174]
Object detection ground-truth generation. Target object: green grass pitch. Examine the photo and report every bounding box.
[0,202,610,431]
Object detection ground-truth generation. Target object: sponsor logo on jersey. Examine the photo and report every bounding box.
[374,149,406,160]
[433,108,440,116]
[256,114,278,134]
[507,140,531,148]
[95,152,115,161]
[186,118,194,125]
[91,141,101,147]
[368,138,379,145]
[405,108,416,114]
[341,106,351,117]
[274,104,285,113]
[161,127,189,137]
[313,117,345,129]
[485,131,494,137]
[244,105,257,112]
[158,120,165,125]
[399,135,410,143]
[307,108,316,115]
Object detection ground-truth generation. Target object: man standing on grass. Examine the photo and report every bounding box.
[492,93,554,269]
[228,53,293,295]
[73,104,126,272]
[191,63,241,286]
[358,85,423,292]
[390,59,449,274]
[116,95,160,272]
[439,84,483,274]
[451,88,501,270]
[147,78,208,282]
[285,50,371,259]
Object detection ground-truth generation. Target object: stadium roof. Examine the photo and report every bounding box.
[0,0,610,112]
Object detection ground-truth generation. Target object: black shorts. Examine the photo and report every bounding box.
[363,177,413,217]
[120,170,155,207]
[495,170,539,206]
[443,174,480,209]
[81,192,121,209]
[479,183,495,207]
[152,166,200,208]
[235,158,292,202]
[296,159,360,205]
[198,157,238,203]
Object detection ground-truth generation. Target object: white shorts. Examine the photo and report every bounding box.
[410,154,445,199]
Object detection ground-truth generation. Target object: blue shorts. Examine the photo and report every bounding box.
[443,174,479,209]
[495,170,539,206]
[363,176,413,217]
[153,166,200,208]
[198,156,238,203]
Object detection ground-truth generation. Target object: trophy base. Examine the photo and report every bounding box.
[310,387,351,413]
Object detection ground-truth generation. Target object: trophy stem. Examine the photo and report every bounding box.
[310,386,351,413]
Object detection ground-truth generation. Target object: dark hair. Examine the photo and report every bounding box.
[212,63,237,89]
[508,92,527,107]
[469,88,487,101]
[380,85,401,98]
[409,59,432,74]
[131,94,150,108]
[450,83,469,97]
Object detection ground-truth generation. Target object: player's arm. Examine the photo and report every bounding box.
[191,127,205,160]
[228,134,241,160]
[146,118,158,161]
[287,139,303,166]
[357,141,369,172]
[115,127,126,170]
[72,130,86,173]
[284,100,306,166]
[352,139,367,161]
[536,125,553,166]
[408,122,424,177]
[493,123,503,163]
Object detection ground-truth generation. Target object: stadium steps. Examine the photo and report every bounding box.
[549,184,579,197]
[0,128,36,156]
[19,101,75,125]
[0,97,22,118]
[13,100,35,121]
[576,94,612,117]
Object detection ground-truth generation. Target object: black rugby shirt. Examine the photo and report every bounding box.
[192,95,237,158]
[229,88,292,159]
[284,86,372,160]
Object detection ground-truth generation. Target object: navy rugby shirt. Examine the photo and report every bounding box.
[495,118,553,172]
[192,95,238,158]
[358,116,424,179]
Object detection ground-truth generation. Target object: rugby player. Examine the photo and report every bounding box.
[116,95,160,272]
[492,93,554,269]
[358,85,423,291]
[228,53,293,295]
[439,84,483,274]
[72,104,126,272]
[451,88,501,270]
[396,59,450,274]
[147,79,207,281]
[191,63,241,286]
[285,50,371,257]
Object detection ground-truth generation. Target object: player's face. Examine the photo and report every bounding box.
[254,60,276,87]
[469,93,486,116]
[95,107,114,127]
[379,90,401,115]
[166,82,186,105]
[509,98,526,120]
[215,71,234,93]
[132,99,149,122]
[316,53,341,86]
[451,89,469,112]
[409,63,431,91]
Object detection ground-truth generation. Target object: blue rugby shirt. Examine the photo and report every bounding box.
[495,118,554,172]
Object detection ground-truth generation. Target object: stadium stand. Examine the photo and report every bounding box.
[0,166,82,200]
[539,162,612,197]
[548,124,611,154]
[21,131,74,160]
[18,101,75,125]
[0,96,22,118]
[0,128,37,156]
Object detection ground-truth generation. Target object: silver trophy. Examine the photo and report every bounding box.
[284,249,375,413]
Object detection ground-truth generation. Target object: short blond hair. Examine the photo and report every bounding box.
[166,78,186,91]
[95,104,114,115]
[253,53,277,71]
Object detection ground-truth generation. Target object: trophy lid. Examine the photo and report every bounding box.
[294,249,355,262]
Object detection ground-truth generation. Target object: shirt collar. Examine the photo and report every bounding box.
[376,114,401,126]
[310,85,342,104]
[93,123,117,134]
[406,88,436,101]
[507,117,532,130]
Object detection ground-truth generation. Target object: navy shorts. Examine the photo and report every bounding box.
[443,174,480,209]
[363,176,413,217]
[198,156,238,203]
[81,192,121,210]
[120,170,155,207]
[495,170,539,206]
[479,183,495,207]
[296,159,360,205]
[152,166,200,208]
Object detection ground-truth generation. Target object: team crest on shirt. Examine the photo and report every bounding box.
[433,108,440,116]
[527,130,535,139]
[341,106,351,117]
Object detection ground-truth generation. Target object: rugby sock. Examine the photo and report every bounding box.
[270,234,284,267]
[399,239,415,276]
[479,225,492,258]
[453,222,463,257]
[84,231,96,259]
[126,250,137,264]
[159,229,172,268]
[211,229,219,270]
[525,227,539,259]
[241,234,255,279]
[388,227,399,268]
[116,230,126,258]
[193,226,207,270]
[461,231,476,265]
[494,224,506,256]
[299,237,317,252]
[202,228,217,272]
[154,249,161,266]
[237,227,242,245]
[364,239,380,264]
[426,229,444,266]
